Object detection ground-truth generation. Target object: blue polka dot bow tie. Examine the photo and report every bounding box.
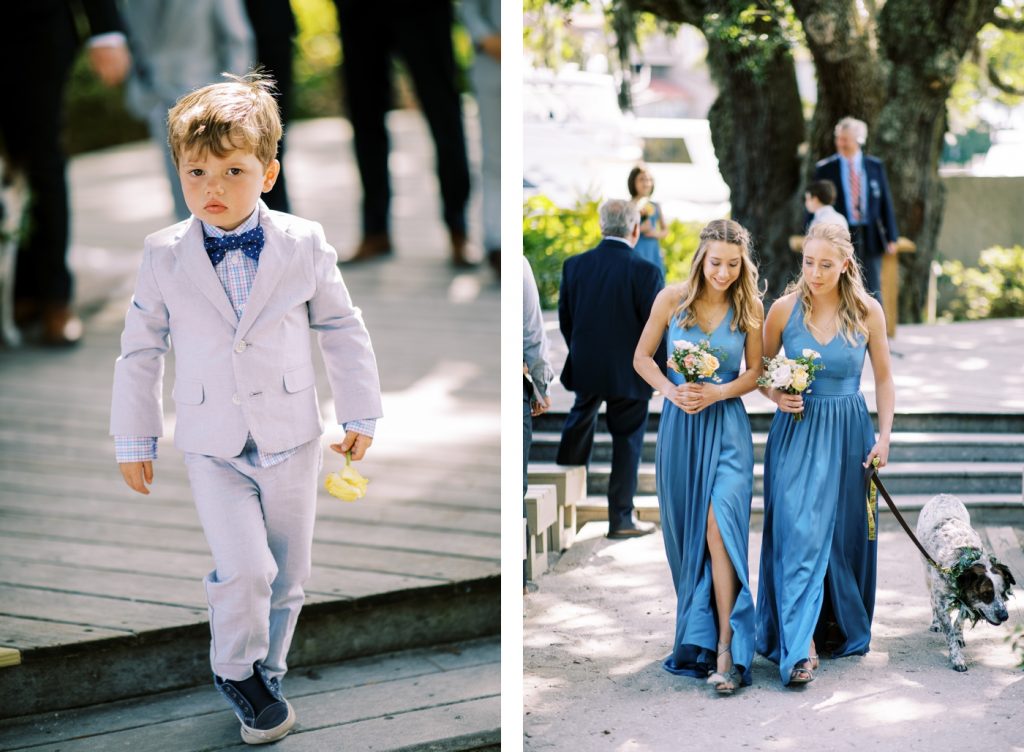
[203,226,265,266]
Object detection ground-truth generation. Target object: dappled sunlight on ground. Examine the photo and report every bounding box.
[525,516,1024,750]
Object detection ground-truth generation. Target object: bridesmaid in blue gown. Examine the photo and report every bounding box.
[756,222,895,686]
[634,219,763,694]
[628,166,666,278]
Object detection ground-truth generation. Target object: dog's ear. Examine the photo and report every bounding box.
[993,561,1016,588]
[957,563,988,595]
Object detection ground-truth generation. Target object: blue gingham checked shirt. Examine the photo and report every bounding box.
[115,208,376,467]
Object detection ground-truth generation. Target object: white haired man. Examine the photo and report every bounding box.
[812,117,899,303]
[556,199,665,538]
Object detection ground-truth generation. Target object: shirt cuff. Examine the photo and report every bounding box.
[115,436,158,462]
[88,31,128,48]
[342,419,376,438]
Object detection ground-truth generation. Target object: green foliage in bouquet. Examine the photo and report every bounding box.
[938,245,1024,321]
[523,194,702,309]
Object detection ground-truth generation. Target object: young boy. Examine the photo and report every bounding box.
[804,179,849,231]
[110,74,382,744]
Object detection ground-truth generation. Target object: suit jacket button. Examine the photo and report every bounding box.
[235,340,247,353]
[232,394,241,405]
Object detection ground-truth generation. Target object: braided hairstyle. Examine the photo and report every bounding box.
[673,219,763,334]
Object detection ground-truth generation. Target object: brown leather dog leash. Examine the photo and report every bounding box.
[865,462,950,574]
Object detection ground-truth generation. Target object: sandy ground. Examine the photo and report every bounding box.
[524,516,1024,751]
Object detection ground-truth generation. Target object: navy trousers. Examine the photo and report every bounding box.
[851,225,883,305]
[556,392,648,530]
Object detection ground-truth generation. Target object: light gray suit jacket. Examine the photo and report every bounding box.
[110,203,383,457]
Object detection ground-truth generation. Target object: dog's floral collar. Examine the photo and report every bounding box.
[945,547,986,624]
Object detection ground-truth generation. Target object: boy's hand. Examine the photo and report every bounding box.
[330,431,372,461]
[119,461,154,495]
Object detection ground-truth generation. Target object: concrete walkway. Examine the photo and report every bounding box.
[542,312,1024,415]
[524,516,1024,751]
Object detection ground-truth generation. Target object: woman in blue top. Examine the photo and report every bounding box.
[628,165,667,277]
[756,222,895,686]
[634,219,763,694]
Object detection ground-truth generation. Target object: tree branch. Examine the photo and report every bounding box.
[990,12,1024,32]
[987,57,1024,95]
[627,0,703,26]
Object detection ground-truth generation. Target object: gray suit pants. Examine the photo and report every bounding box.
[184,438,321,681]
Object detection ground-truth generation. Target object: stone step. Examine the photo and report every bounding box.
[533,410,1024,435]
[529,431,1024,464]
[575,493,1024,527]
[527,461,1024,497]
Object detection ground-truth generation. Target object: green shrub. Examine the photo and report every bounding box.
[938,245,1024,321]
[523,194,702,309]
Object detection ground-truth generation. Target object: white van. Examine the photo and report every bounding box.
[629,118,731,221]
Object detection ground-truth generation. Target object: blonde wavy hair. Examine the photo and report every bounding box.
[673,219,763,334]
[786,222,871,344]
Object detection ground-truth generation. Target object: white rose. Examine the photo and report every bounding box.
[673,339,696,352]
[771,364,792,389]
[802,348,821,360]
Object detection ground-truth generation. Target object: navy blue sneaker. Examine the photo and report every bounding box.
[215,663,295,745]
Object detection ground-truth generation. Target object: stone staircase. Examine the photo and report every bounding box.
[531,409,1024,526]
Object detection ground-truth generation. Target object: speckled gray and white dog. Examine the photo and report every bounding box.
[916,493,1015,672]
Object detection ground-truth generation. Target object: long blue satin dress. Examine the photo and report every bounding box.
[656,306,755,684]
[756,300,877,684]
[634,205,665,278]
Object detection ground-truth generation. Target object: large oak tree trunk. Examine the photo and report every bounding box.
[627,0,998,317]
[631,0,806,296]
[703,22,805,297]
[873,0,998,321]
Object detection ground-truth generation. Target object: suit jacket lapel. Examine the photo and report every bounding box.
[175,218,239,328]
[237,204,296,338]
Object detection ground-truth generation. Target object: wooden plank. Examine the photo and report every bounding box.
[0,560,208,610]
[0,638,498,747]
[0,584,208,634]
[0,661,498,751]
[0,534,449,603]
[0,615,130,650]
[0,513,498,579]
[0,491,500,536]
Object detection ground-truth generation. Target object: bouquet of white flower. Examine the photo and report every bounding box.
[669,338,725,383]
[757,348,825,422]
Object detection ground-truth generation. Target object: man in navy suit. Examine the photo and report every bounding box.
[556,199,665,538]
[812,117,899,303]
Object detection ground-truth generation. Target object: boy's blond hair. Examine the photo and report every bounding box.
[167,72,282,169]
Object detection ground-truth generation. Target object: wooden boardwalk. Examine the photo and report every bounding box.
[0,117,499,718]
[0,637,499,751]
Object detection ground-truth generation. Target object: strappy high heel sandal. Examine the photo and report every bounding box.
[789,656,816,685]
[706,644,741,695]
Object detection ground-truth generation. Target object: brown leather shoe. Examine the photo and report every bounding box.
[40,304,83,346]
[341,233,392,264]
[449,231,477,269]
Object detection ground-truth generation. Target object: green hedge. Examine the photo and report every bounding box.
[938,245,1024,321]
[523,195,702,309]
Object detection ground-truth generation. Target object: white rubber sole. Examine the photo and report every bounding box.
[240,701,296,745]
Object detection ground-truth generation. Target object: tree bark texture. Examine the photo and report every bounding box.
[874,0,998,321]
[622,0,1000,320]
